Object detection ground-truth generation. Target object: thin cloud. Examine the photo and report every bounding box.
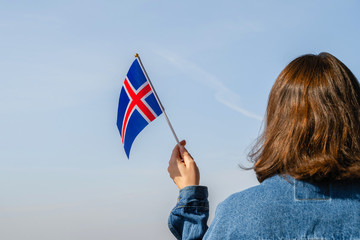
[155,51,263,121]
[215,92,263,121]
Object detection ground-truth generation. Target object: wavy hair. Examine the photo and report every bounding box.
[249,52,360,183]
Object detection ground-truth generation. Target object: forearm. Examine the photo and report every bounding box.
[168,186,209,240]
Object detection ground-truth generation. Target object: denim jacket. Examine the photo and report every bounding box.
[168,175,360,240]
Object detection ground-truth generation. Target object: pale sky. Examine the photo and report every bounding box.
[1,1,360,239]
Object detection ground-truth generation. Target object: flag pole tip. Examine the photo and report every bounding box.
[135,53,139,58]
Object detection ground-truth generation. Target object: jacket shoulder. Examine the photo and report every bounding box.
[205,175,293,238]
[220,175,293,210]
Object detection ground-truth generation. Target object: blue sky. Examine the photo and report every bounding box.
[1,1,360,239]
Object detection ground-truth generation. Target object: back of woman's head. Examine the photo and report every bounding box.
[250,52,360,183]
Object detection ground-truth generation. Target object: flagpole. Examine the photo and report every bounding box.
[135,53,181,146]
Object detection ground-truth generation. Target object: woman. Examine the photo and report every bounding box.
[167,52,360,239]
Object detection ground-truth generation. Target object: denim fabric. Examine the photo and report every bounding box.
[168,175,360,240]
[168,186,209,240]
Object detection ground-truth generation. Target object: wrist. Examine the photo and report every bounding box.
[178,185,208,202]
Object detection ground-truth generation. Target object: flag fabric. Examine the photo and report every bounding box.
[117,58,163,158]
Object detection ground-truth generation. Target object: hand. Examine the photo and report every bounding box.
[167,140,200,190]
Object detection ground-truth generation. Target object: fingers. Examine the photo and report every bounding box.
[169,141,185,172]
[170,144,180,162]
[180,140,186,147]
[168,139,192,167]
[167,139,200,189]
[180,145,194,167]
[170,140,186,160]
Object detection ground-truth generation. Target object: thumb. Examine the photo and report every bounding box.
[180,146,194,166]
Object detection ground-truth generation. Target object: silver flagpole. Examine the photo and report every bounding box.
[135,53,180,146]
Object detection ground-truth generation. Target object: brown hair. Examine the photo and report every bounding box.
[249,52,360,183]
